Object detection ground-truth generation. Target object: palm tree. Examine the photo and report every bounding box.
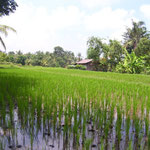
[123,20,150,53]
[0,24,16,51]
[77,52,82,61]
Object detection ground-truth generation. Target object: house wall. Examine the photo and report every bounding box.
[77,61,93,70]
[85,63,93,70]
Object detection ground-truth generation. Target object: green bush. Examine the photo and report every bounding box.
[75,65,86,70]
[143,66,150,75]
[116,49,145,74]
[67,65,86,70]
[67,65,76,69]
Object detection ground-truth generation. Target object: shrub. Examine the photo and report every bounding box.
[67,65,76,69]
[142,66,150,75]
[75,65,86,70]
[116,49,145,74]
[67,65,86,70]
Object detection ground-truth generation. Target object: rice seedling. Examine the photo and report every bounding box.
[0,65,150,149]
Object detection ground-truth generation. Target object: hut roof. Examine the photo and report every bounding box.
[77,59,93,64]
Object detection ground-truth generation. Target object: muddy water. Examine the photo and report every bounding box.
[0,108,149,150]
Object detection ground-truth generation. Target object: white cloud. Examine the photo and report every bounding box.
[49,6,84,31]
[84,7,136,41]
[0,1,84,54]
[79,0,119,8]
[84,7,135,31]
[140,5,150,18]
[0,0,137,57]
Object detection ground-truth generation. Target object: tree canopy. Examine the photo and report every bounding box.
[0,0,18,17]
[85,20,150,73]
[123,20,150,53]
[87,37,103,70]
[4,46,77,67]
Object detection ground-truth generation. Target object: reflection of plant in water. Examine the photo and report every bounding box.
[0,66,150,149]
[84,138,92,150]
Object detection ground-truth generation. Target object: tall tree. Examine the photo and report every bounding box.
[87,36,103,70]
[31,51,44,66]
[123,20,150,53]
[99,40,124,71]
[0,25,16,51]
[108,40,124,69]
[53,46,65,57]
[7,51,15,63]
[135,37,150,66]
[0,0,18,17]
[135,38,150,56]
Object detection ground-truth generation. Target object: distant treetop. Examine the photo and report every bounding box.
[0,0,18,17]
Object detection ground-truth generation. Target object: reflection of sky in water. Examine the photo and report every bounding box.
[0,107,147,150]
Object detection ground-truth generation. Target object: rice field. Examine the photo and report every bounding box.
[0,65,150,150]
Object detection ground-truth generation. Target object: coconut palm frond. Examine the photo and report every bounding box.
[0,24,16,51]
[138,21,145,27]
[0,27,8,36]
[0,25,16,37]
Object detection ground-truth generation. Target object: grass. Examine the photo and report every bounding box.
[0,64,150,150]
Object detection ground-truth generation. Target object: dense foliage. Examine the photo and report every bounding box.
[87,20,150,74]
[87,36,103,70]
[0,0,18,17]
[123,20,150,53]
[0,46,77,68]
[116,49,145,74]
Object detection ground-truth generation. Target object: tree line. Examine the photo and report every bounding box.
[87,20,150,74]
[0,1,150,74]
[0,46,82,67]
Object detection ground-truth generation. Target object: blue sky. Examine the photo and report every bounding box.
[1,0,150,57]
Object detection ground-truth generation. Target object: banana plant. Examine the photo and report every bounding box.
[116,48,145,74]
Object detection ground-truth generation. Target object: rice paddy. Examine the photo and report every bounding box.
[0,65,150,150]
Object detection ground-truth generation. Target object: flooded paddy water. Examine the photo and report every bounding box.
[0,66,150,149]
[0,103,149,150]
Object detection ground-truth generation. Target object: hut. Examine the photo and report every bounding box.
[76,59,93,70]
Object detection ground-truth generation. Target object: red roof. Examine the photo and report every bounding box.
[77,59,93,64]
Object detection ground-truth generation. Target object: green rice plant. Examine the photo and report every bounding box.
[84,138,92,150]
[115,105,122,143]
[99,138,104,150]
[82,113,87,143]
[0,65,150,149]
[127,140,133,150]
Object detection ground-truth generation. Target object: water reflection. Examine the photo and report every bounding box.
[0,106,149,150]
